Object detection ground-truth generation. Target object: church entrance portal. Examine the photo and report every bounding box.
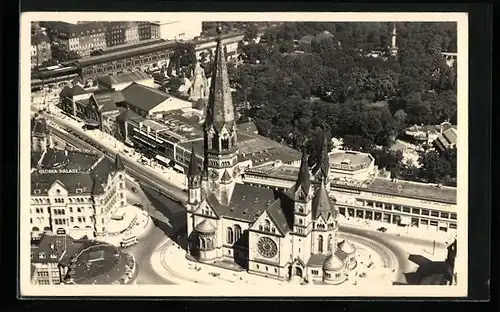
[295,266,303,278]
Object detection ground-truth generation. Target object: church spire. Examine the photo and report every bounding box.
[312,129,330,183]
[187,145,200,177]
[292,152,311,196]
[204,25,235,133]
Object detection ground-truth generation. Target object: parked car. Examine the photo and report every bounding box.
[132,203,143,208]
[131,187,138,193]
[377,227,387,232]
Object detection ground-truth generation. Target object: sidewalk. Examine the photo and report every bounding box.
[40,104,187,191]
[100,205,153,247]
[339,215,456,244]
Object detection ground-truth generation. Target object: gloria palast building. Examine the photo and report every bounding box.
[184,29,358,285]
[30,144,128,240]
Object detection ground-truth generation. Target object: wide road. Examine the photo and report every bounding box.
[48,124,187,203]
[46,114,440,285]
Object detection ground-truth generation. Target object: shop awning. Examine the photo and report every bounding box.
[399,216,411,225]
[155,154,171,165]
[173,164,185,173]
[84,119,100,127]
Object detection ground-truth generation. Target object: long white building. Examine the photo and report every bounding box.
[243,149,457,235]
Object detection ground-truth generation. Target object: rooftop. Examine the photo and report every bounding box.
[60,85,89,98]
[54,238,129,285]
[75,40,176,67]
[246,163,457,204]
[121,82,170,112]
[101,39,164,54]
[31,148,121,196]
[31,33,50,45]
[205,184,294,235]
[31,234,75,264]
[97,71,152,87]
[329,151,374,172]
[31,117,48,136]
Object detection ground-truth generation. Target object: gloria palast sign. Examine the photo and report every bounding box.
[38,168,80,174]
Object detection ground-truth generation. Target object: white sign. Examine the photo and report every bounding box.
[38,169,79,174]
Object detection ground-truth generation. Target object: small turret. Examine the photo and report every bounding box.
[187,145,202,206]
[115,153,125,172]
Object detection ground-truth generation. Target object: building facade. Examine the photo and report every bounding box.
[30,146,128,240]
[184,31,357,284]
[74,41,175,82]
[243,149,458,235]
[31,33,52,68]
[48,22,107,57]
[31,116,54,153]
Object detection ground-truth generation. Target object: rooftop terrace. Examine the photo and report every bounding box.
[245,163,457,204]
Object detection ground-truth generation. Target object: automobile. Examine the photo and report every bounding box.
[131,187,138,193]
[182,188,188,193]
[377,227,387,232]
[132,203,143,208]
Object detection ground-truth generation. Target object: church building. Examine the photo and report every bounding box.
[184,28,357,284]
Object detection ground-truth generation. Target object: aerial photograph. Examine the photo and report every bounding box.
[24,15,462,294]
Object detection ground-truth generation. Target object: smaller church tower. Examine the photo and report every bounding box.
[189,62,208,101]
[312,129,331,189]
[291,152,315,234]
[389,23,398,58]
[187,145,202,209]
[290,152,315,262]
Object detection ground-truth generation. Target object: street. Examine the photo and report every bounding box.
[44,111,445,286]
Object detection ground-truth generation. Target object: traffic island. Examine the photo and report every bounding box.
[101,205,153,247]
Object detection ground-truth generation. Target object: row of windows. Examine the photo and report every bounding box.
[364,201,457,219]
[54,219,67,225]
[255,264,278,273]
[53,198,64,204]
[258,220,277,234]
[226,225,242,244]
[32,196,92,204]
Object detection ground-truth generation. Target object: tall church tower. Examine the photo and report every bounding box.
[389,23,398,58]
[203,26,238,206]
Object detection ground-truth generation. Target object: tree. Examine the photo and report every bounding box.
[165,77,184,94]
[394,109,408,133]
[243,24,259,42]
[417,148,456,185]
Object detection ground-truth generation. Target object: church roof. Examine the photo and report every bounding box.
[265,197,295,236]
[204,29,235,133]
[323,253,344,271]
[187,145,200,177]
[338,239,356,254]
[195,219,216,233]
[312,181,337,220]
[206,183,278,218]
[221,169,232,184]
[114,153,125,171]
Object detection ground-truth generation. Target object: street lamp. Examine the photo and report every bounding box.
[432,239,436,255]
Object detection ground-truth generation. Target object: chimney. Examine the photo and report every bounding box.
[50,243,55,250]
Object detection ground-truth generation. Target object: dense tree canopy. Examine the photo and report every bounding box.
[228,22,457,157]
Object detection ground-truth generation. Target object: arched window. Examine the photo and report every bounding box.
[211,137,219,150]
[264,220,271,232]
[327,234,333,251]
[234,225,241,242]
[259,225,263,231]
[318,235,324,253]
[206,238,213,249]
[227,227,234,244]
[221,137,229,150]
[199,237,206,249]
